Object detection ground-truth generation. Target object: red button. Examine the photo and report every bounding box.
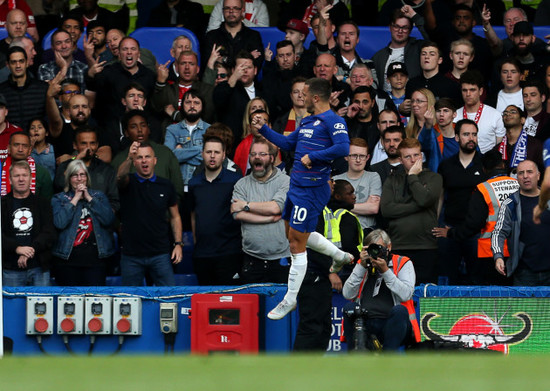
[88,318,103,332]
[34,318,49,333]
[61,318,75,332]
[117,318,131,333]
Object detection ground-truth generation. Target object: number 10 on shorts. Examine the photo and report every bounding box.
[293,206,307,223]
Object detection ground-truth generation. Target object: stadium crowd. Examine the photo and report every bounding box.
[2,0,550,348]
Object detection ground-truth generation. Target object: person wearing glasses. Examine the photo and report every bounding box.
[497,104,543,174]
[372,9,427,93]
[231,137,290,284]
[333,138,381,236]
[203,0,264,71]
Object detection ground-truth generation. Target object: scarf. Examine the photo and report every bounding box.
[1,156,37,196]
[498,130,528,168]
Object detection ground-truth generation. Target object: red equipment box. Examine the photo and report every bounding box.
[190,294,259,354]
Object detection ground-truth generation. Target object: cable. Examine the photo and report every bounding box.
[111,336,125,356]
[36,336,50,356]
[164,332,176,354]
[88,335,96,356]
[62,335,75,355]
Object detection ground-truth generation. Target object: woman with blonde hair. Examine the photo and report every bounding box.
[405,88,435,139]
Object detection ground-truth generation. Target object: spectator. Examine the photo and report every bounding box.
[83,20,113,65]
[404,41,461,104]
[313,52,350,112]
[0,93,22,160]
[188,134,243,285]
[9,36,37,77]
[42,15,87,65]
[164,35,193,83]
[273,77,309,137]
[369,125,405,185]
[51,159,115,286]
[164,89,211,185]
[380,137,442,284]
[348,63,397,114]
[444,39,475,92]
[284,18,314,76]
[152,51,215,128]
[38,29,88,91]
[262,40,301,120]
[369,109,401,167]
[493,160,550,286]
[29,118,55,180]
[309,11,336,53]
[405,88,435,139]
[372,9,425,92]
[333,138,382,235]
[344,86,379,151]
[1,132,53,200]
[522,79,550,141]
[53,126,119,211]
[0,47,48,131]
[87,36,155,128]
[487,58,523,112]
[231,137,290,284]
[213,51,264,144]
[234,103,269,174]
[385,62,409,125]
[0,0,39,42]
[454,70,505,153]
[435,119,484,284]
[207,0,268,32]
[498,105,543,174]
[148,0,205,39]
[342,229,420,351]
[203,0,264,70]
[111,110,184,199]
[418,97,459,172]
[117,142,183,286]
[0,9,27,58]
[435,149,519,285]
[1,160,56,286]
[68,0,117,31]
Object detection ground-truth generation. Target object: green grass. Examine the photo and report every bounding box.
[1,353,550,390]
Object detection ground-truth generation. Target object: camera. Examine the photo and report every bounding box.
[366,243,389,262]
[343,302,368,351]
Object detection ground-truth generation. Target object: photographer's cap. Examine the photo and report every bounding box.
[512,21,533,36]
[387,62,408,77]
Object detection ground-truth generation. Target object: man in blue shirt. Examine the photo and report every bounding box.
[251,77,351,320]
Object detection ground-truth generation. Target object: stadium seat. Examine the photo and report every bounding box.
[130,27,201,66]
[0,28,7,41]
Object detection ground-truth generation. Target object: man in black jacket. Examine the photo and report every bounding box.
[2,160,56,286]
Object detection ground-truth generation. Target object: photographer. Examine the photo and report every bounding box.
[342,229,420,351]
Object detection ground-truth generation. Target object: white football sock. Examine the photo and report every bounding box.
[306,231,347,261]
[283,251,307,304]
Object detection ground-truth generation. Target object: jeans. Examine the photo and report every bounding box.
[3,268,50,287]
[514,264,550,286]
[121,253,175,286]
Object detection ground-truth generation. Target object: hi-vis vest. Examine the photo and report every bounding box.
[357,254,421,343]
[477,175,519,258]
[323,207,363,253]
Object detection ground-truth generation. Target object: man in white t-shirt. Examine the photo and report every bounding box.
[454,70,505,153]
[494,58,523,112]
[333,137,381,235]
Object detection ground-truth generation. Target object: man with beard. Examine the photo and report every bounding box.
[46,90,110,163]
[231,137,290,283]
[344,86,378,154]
[251,77,352,320]
[497,105,543,174]
[53,126,119,211]
[522,80,550,142]
[83,21,113,65]
[117,141,183,286]
[164,89,210,185]
[369,124,405,184]
[152,50,215,128]
[434,119,484,284]
[188,134,243,285]
[38,29,88,91]
[500,22,550,83]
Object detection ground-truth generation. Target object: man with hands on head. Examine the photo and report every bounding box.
[251,77,352,320]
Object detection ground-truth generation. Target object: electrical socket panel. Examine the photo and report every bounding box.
[84,296,112,335]
[57,296,84,335]
[26,296,54,335]
[113,297,142,335]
